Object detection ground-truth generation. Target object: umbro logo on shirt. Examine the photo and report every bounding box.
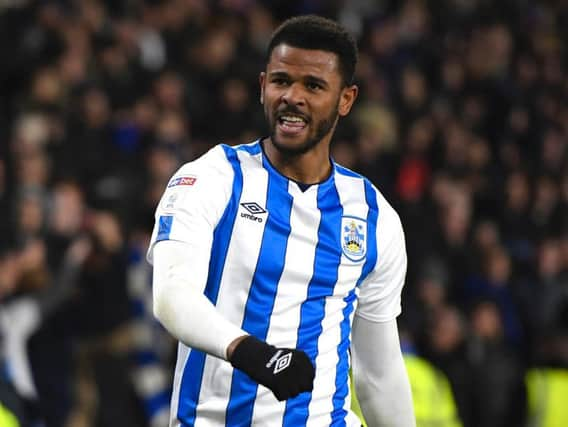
[240,202,267,223]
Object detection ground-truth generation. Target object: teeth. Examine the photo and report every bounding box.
[281,115,305,123]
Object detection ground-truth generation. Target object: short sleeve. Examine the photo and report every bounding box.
[146,145,233,265]
[355,194,407,323]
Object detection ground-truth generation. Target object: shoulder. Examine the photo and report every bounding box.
[160,145,236,210]
[334,163,402,230]
[375,189,402,233]
[333,163,372,201]
[176,144,233,176]
[169,142,256,185]
[193,141,263,171]
[167,141,264,193]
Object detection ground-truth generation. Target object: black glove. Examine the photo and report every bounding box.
[229,335,315,401]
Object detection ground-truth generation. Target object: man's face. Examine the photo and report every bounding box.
[260,44,357,155]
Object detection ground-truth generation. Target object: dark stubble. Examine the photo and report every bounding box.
[267,99,340,156]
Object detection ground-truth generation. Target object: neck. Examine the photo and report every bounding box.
[262,138,332,184]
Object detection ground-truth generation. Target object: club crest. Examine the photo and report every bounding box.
[341,216,366,262]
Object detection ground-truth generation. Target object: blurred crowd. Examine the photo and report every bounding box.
[0,0,567,426]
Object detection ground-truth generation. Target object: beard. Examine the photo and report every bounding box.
[266,101,339,156]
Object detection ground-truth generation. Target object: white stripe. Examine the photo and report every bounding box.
[306,296,343,426]
[307,173,368,425]
[194,149,269,425]
[250,181,320,425]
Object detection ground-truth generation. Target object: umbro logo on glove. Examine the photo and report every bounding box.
[230,336,315,401]
[265,350,293,374]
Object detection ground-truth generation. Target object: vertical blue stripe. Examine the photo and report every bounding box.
[177,146,243,426]
[156,215,173,242]
[329,179,379,425]
[331,288,357,426]
[236,141,262,155]
[283,183,343,427]
[358,180,379,286]
[225,163,293,426]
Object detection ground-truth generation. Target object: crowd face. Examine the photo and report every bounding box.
[260,44,357,156]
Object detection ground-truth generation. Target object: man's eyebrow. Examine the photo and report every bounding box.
[268,71,329,88]
[304,75,329,88]
[267,71,290,79]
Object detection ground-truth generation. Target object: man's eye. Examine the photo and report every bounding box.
[307,82,323,91]
[272,79,289,86]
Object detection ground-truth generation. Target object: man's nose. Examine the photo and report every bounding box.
[281,83,305,106]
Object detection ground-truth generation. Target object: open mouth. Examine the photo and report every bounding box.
[277,114,308,135]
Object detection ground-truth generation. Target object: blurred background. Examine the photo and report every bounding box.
[0,0,567,426]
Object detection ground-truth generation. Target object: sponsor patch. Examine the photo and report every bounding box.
[156,215,173,242]
[167,175,197,188]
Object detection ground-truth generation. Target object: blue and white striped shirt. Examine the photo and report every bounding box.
[148,140,407,427]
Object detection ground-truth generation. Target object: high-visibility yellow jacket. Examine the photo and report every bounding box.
[0,403,19,427]
[351,354,462,427]
[525,368,568,427]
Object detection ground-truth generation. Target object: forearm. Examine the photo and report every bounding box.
[152,241,314,401]
[352,316,415,427]
[152,240,246,360]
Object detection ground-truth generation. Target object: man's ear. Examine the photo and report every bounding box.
[338,84,359,117]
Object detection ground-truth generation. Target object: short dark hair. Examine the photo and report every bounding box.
[267,15,358,86]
